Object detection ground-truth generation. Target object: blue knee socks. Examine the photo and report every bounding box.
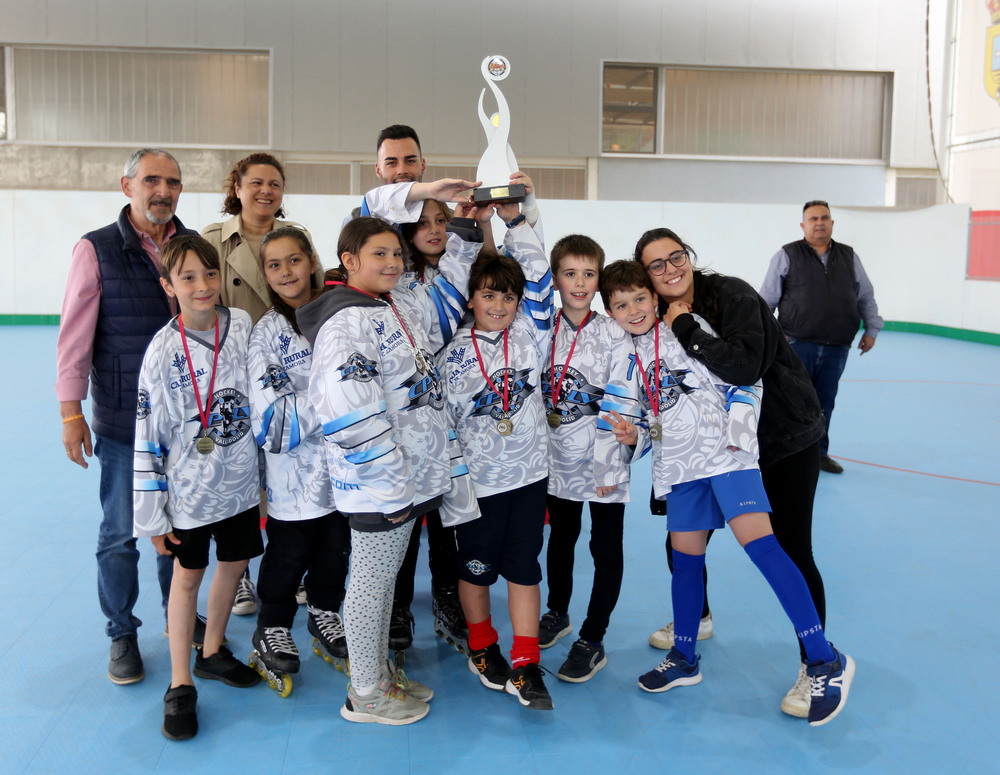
[744,534,834,664]
[670,548,705,663]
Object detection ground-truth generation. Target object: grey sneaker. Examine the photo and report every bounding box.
[557,638,607,683]
[108,634,144,685]
[538,610,571,649]
[385,659,434,702]
[232,574,258,616]
[648,613,713,650]
[340,677,429,725]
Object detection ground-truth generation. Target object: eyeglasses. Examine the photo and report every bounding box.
[644,250,689,276]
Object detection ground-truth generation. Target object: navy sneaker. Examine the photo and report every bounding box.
[637,647,702,693]
[162,684,198,740]
[108,634,144,685]
[194,645,261,688]
[807,645,855,726]
[557,638,607,683]
[538,610,571,649]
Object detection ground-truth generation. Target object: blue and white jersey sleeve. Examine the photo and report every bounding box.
[361,182,422,224]
[309,308,414,520]
[248,311,335,521]
[501,221,553,350]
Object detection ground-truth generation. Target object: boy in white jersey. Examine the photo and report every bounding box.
[134,235,264,741]
[539,235,631,683]
[596,260,853,727]
[437,201,555,710]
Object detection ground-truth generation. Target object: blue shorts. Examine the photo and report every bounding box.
[166,507,264,570]
[455,478,547,586]
[666,469,771,533]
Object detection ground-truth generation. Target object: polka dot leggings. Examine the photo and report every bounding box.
[343,520,415,696]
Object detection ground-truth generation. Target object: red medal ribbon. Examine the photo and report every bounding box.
[471,327,510,414]
[330,282,423,363]
[633,321,661,420]
[549,310,591,412]
[178,313,220,437]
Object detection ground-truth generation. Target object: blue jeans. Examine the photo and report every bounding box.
[95,434,173,640]
[787,340,850,457]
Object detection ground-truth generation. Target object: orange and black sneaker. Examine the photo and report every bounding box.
[505,662,553,710]
[467,643,511,691]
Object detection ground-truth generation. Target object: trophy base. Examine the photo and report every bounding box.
[473,183,526,205]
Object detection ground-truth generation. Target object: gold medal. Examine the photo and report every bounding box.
[649,423,662,442]
[547,412,561,429]
[497,418,513,436]
[196,435,215,454]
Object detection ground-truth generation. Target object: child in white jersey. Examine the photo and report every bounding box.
[296,216,480,726]
[133,235,264,741]
[437,201,556,710]
[595,259,853,727]
[539,235,631,683]
[246,227,351,692]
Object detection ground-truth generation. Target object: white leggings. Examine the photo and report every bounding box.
[343,520,415,696]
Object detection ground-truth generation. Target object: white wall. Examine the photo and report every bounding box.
[4,189,994,334]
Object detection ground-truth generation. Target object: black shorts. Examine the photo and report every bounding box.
[455,478,547,586]
[166,507,264,570]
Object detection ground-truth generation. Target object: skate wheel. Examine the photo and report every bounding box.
[277,674,293,698]
[311,637,334,664]
[336,658,351,676]
[248,651,260,669]
[266,676,278,690]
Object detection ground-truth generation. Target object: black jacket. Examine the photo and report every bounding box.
[669,273,824,467]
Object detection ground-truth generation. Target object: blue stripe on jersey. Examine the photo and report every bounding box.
[257,404,274,447]
[434,275,467,310]
[450,463,469,478]
[524,270,552,295]
[604,384,632,399]
[345,440,396,465]
[428,285,451,341]
[288,406,301,450]
[323,401,387,435]
[134,440,162,456]
[135,480,167,491]
[448,428,458,440]
[360,197,371,217]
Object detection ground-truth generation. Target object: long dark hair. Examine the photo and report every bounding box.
[632,227,723,332]
[259,227,320,334]
[399,200,453,280]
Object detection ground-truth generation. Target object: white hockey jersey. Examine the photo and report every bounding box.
[248,309,336,522]
[298,232,482,528]
[595,316,763,500]
[437,222,553,498]
[544,312,631,503]
[134,307,259,536]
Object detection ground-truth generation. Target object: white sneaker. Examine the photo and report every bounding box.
[340,677,429,725]
[781,663,810,718]
[231,574,258,616]
[648,613,713,649]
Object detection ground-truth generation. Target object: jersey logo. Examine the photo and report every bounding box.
[171,352,187,372]
[469,367,534,420]
[278,333,292,355]
[465,559,491,576]
[201,388,252,446]
[136,389,151,420]
[374,319,386,338]
[399,355,444,411]
[337,352,379,383]
[541,365,603,425]
[626,355,697,413]
[446,347,467,366]
[259,363,290,392]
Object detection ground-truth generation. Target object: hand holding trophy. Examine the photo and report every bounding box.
[473,55,526,205]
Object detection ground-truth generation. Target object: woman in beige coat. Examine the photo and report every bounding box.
[202,153,322,323]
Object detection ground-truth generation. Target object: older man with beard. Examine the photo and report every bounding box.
[56,148,201,685]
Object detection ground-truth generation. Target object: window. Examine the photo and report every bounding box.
[603,64,890,161]
[1,47,7,140]
[602,65,657,154]
[11,46,269,146]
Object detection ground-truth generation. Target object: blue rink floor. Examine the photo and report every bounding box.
[1,327,998,775]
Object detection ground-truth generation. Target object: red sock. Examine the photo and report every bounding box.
[467,616,499,652]
[510,635,540,668]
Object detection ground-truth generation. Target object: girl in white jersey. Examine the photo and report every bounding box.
[296,217,480,726]
[246,227,351,693]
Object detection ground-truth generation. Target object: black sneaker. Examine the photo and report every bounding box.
[193,645,261,688]
[388,604,414,651]
[108,634,144,685]
[506,663,554,710]
[538,610,571,649]
[557,638,607,683]
[467,643,512,691]
[162,684,198,740]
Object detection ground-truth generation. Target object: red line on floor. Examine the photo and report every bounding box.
[831,457,1000,486]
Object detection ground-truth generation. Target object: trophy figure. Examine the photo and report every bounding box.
[473,55,525,204]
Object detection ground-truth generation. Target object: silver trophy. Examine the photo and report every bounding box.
[473,55,525,204]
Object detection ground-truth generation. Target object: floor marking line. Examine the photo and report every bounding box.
[831,457,1000,486]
